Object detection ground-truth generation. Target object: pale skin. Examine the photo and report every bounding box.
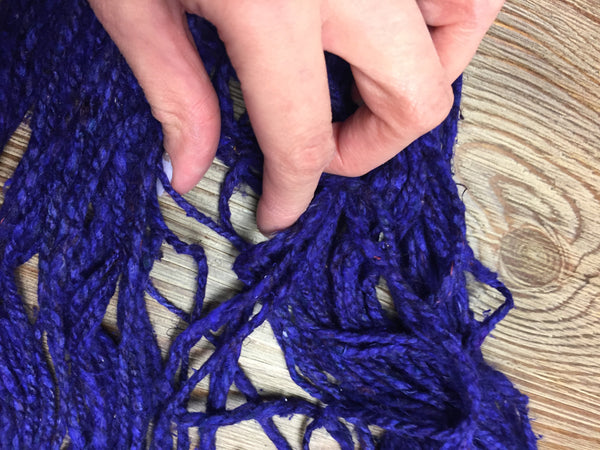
[89,0,504,234]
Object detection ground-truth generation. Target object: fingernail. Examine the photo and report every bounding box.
[156,153,173,197]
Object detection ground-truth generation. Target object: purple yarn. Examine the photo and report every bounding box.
[0,0,537,448]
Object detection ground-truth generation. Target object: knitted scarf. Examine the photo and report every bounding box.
[0,0,537,448]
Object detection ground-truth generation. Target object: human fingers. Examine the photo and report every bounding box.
[342,0,502,111]
[417,0,505,82]
[89,0,220,193]
[322,0,454,177]
[202,1,335,234]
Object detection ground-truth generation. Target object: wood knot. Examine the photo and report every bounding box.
[500,226,562,287]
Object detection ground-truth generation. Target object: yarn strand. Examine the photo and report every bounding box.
[0,0,537,448]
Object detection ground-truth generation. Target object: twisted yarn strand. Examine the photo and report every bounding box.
[0,0,537,448]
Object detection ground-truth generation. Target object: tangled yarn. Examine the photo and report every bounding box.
[0,0,537,448]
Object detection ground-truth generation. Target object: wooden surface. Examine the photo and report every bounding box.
[456,1,600,448]
[1,0,599,448]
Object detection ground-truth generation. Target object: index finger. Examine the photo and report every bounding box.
[203,1,335,234]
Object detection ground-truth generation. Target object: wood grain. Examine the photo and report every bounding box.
[1,0,599,448]
[455,0,600,448]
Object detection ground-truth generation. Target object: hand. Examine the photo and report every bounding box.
[88,0,503,234]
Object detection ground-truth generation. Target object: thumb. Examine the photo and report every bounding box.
[91,0,220,193]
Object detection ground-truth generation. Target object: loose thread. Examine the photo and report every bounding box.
[0,0,537,448]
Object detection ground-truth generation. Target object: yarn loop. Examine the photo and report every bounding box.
[0,0,536,448]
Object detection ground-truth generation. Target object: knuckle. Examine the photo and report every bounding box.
[154,91,221,150]
[279,130,335,176]
[401,84,454,134]
[187,94,221,131]
[155,87,218,127]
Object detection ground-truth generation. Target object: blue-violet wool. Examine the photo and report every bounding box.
[0,0,537,448]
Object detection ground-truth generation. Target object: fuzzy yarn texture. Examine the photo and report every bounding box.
[0,0,538,448]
